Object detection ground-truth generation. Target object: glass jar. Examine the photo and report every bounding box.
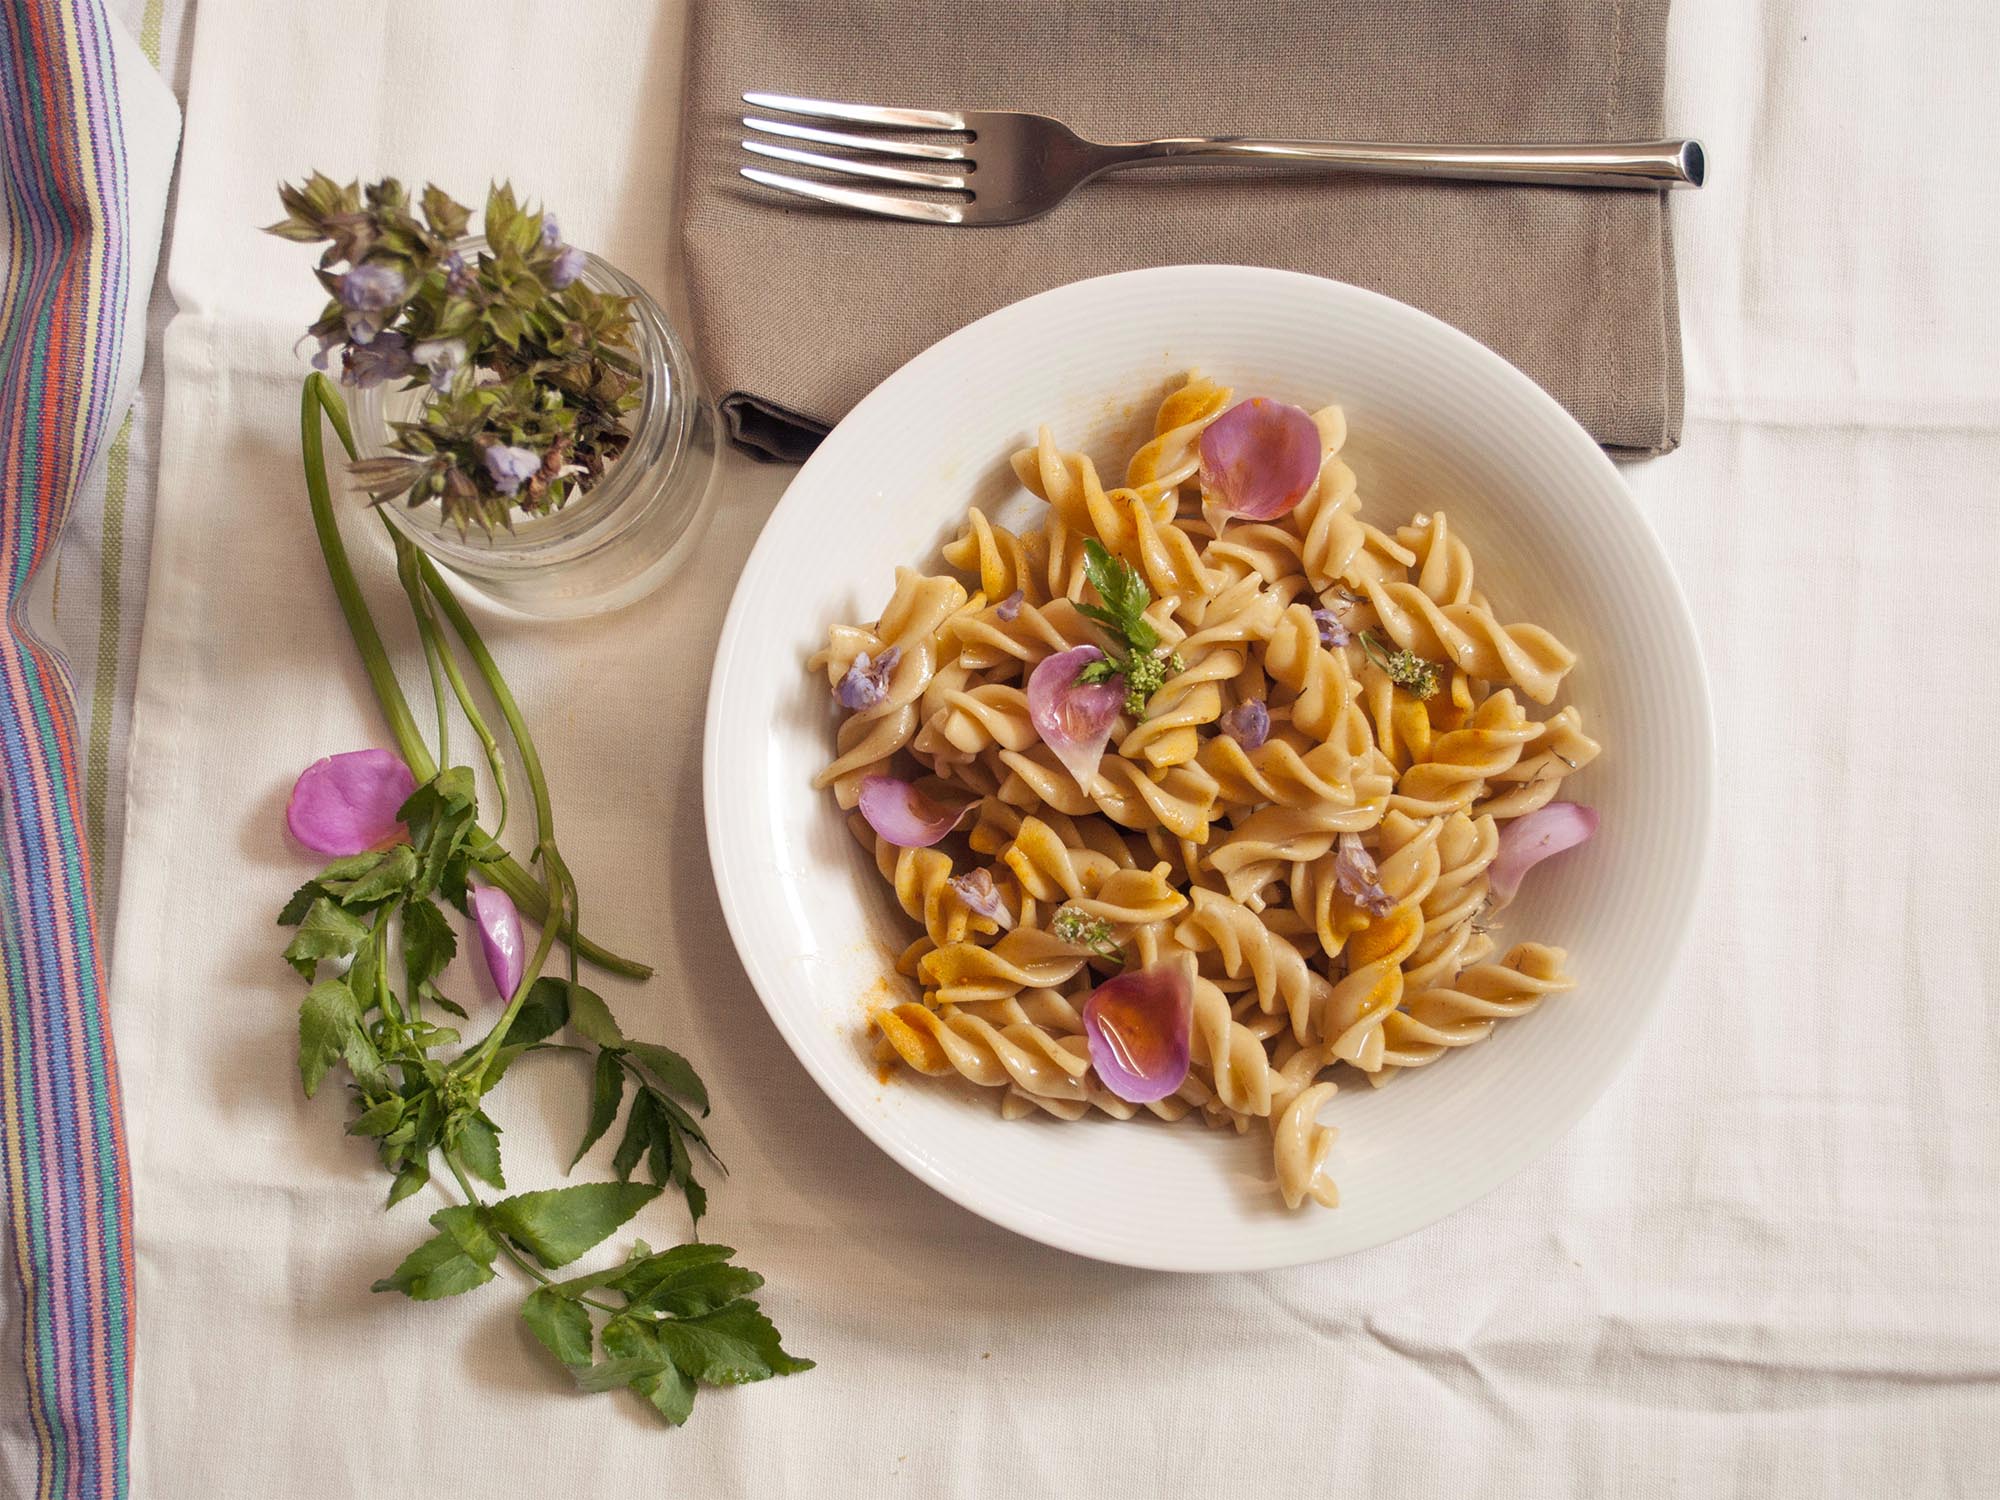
[352,243,717,620]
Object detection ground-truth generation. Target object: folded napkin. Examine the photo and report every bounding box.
[680,0,1684,462]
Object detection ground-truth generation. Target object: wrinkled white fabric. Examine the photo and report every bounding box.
[116,1,2000,1495]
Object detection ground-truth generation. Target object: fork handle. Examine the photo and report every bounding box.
[1105,137,1705,190]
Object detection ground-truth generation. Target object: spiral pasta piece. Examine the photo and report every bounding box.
[1477,706,1603,820]
[873,1003,1090,1102]
[1388,689,1540,817]
[1373,942,1573,1084]
[1267,1043,1340,1210]
[1358,574,1577,705]
[942,507,1041,605]
[1175,886,1327,1042]
[1126,373,1232,496]
[919,928,1092,1006]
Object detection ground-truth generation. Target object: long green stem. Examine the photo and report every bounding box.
[301,375,435,781]
[389,523,508,838]
[300,376,649,979]
[420,558,554,840]
[397,534,451,766]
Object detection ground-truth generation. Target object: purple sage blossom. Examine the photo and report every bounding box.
[336,262,406,312]
[1333,832,1394,917]
[547,245,586,290]
[411,337,466,393]
[835,646,900,711]
[1311,607,1351,649]
[1218,698,1270,750]
[996,589,1024,622]
[340,331,414,388]
[947,868,1004,922]
[441,249,473,295]
[539,213,561,248]
[481,443,542,496]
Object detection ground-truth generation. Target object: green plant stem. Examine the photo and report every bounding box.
[397,535,452,766]
[301,376,649,979]
[301,375,435,781]
[388,523,509,839]
[444,1153,621,1314]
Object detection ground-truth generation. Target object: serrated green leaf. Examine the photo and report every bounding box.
[386,1160,431,1208]
[485,1181,660,1269]
[348,1097,405,1138]
[620,1251,762,1320]
[655,1299,814,1385]
[522,1286,594,1367]
[572,1049,625,1168]
[563,984,625,1050]
[570,1351,669,1395]
[371,1205,497,1300]
[505,978,571,1047]
[623,1043,708,1114]
[611,1089,654,1182]
[455,1112,505,1190]
[283,898,370,979]
[402,897,456,990]
[601,1318,695,1425]
[323,843,419,905]
[298,978,362,1097]
[277,878,323,926]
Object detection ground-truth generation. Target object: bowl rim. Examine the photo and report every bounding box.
[703,264,1715,1271]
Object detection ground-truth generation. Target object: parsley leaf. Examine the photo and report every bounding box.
[372,1204,499,1300]
[283,897,370,979]
[484,1181,661,1269]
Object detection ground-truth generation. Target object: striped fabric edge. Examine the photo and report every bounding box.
[0,1,137,1498]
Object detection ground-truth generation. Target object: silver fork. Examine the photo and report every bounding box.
[740,91,1705,227]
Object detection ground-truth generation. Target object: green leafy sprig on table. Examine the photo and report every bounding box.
[267,175,641,533]
[284,373,809,1424]
[1074,539,1184,715]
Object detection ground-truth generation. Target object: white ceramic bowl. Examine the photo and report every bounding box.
[705,266,1711,1271]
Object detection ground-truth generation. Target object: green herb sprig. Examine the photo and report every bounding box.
[1052,904,1123,961]
[286,374,808,1425]
[1357,628,1442,700]
[1075,539,1184,715]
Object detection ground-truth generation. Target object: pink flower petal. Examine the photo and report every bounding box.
[1083,961,1194,1103]
[1488,802,1599,909]
[468,882,526,999]
[1198,397,1323,521]
[857,775,978,849]
[285,749,416,856]
[1027,645,1125,795]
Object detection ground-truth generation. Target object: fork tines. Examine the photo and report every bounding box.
[739,91,972,224]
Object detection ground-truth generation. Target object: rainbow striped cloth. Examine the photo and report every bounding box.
[0,2,173,1494]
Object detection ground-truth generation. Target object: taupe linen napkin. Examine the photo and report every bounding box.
[680,0,1684,462]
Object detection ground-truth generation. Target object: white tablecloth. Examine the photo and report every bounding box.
[115,1,2000,1494]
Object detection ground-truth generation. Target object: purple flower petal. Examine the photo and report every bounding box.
[1311,607,1351,649]
[947,868,1003,921]
[1083,961,1193,1103]
[857,775,978,849]
[285,749,415,856]
[1218,698,1270,750]
[1333,832,1394,917]
[996,589,1024,622]
[468,883,526,999]
[441,249,473,296]
[1488,802,1599,909]
[539,213,562,249]
[835,646,901,711]
[548,245,586,289]
[1198,397,1323,521]
[481,443,541,496]
[340,329,413,388]
[1027,645,1125,795]
[336,262,406,312]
